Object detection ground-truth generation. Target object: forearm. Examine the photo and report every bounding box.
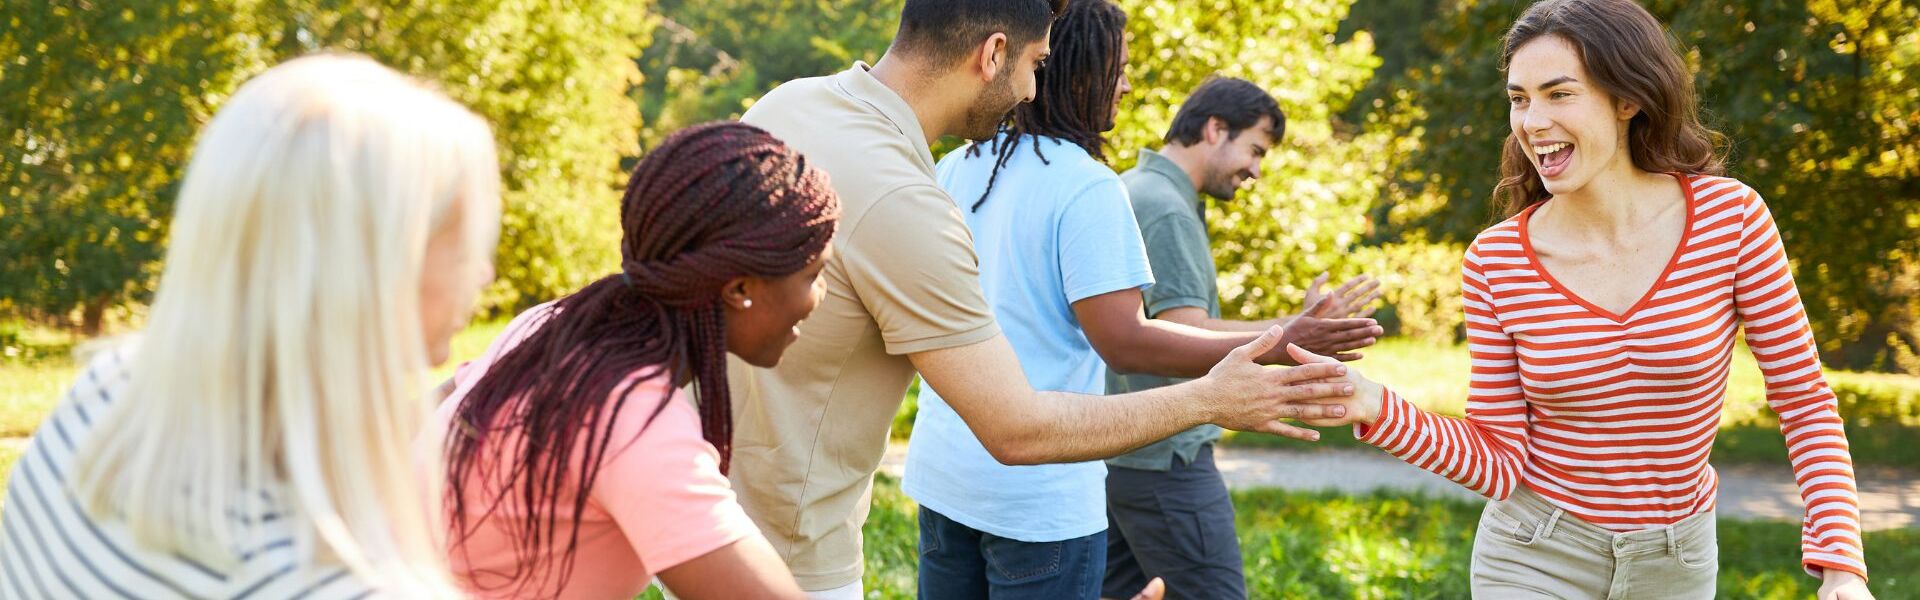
[1102,319,1267,378]
[986,384,1219,464]
[1356,387,1530,500]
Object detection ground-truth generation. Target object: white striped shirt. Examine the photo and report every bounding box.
[0,347,376,599]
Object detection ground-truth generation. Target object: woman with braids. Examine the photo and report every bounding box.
[1291,0,1873,598]
[904,1,1378,598]
[431,122,840,599]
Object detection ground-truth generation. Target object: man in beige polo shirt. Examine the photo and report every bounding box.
[730,1,1374,597]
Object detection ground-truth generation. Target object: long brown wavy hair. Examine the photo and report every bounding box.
[1492,0,1727,218]
[443,122,839,596]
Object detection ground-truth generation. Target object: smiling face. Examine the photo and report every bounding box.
[1199,116,1275,201]
[722,245,834,368]
[1506,35,1640,197]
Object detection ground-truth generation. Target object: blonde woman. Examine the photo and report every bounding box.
[0,54,501,597]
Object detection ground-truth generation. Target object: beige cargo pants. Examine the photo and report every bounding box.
[1470,486,1718,599]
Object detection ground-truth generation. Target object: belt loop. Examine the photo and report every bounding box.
[1541,507,1565,541]
[1665,525,1679,557]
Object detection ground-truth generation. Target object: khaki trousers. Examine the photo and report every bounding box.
[1471,486,1718,599]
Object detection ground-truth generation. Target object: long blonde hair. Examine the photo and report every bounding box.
[70,54,499,595]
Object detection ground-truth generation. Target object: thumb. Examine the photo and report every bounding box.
[1286,342,1338,365]
[1232,325,1285,361]
[1129,577,1166,600]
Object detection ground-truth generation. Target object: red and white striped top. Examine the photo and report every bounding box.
[1359,174,1866,579]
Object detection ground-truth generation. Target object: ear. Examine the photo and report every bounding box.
[721,277,755,311]
[1204,116,1230,146]
[973,32,1011,83]
[1615,97,1641,121]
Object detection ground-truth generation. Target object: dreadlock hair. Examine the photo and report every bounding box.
[966,0,1126,212]
[442,121,839,597]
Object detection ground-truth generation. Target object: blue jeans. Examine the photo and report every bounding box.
[917,507,1106,600]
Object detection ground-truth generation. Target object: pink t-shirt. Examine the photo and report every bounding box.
[433,304,760,599]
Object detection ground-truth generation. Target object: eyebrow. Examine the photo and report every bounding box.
[1506,76,1579,92]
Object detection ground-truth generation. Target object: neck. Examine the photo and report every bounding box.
[1157,143,1209,195]
[1543,156,1675,241]
[870,53,967,145]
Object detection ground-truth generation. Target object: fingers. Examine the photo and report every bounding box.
[1270,360,1346,383]
[1331,274,1366,297]
[1264,381,1356,401]
[1285,342,1336,365]
[1254,420,1323,441]
[1314,325,1381,351]
[1341,282,1384,312]
[1282,401,1348,421]
[1331,352,1364,362]
[1129,577,1166,600]
[1301,293,1332,318]
[1228,324,1286,363]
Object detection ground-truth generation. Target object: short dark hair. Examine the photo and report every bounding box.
[892,0,1069,65]
[965,0,1127,211]
[1163,77,1285,147]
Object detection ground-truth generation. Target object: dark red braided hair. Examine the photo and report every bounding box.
[443,121,838,596]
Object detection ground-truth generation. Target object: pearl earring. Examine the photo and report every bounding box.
[742,299,753,309]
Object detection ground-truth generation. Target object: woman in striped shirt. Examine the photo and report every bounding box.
[1293,0,1872,598]
[0,55,501,598]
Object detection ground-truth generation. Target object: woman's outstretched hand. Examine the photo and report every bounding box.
[1820,570,1873,600]
[1280,343,1385,427]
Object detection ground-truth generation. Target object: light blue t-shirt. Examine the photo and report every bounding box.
[902,134,1154,542]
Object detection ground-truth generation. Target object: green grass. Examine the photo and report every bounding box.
[642,475,1917,599]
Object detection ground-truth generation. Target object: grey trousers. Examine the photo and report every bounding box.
[1472,486,1717,599]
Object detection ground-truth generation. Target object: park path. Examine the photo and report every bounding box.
[878,444,1920,531]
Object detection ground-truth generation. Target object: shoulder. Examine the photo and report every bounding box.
[1682,174,1765,222]
[1466,216,1526,263]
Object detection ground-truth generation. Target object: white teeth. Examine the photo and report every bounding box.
[1534,142,1570,158]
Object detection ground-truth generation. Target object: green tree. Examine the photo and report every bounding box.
[1113,0,1449,335]
[1,1,657,327]
[0,2,258,334]
[636,0,899,146]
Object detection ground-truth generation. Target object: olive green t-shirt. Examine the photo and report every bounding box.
[1103,148,1224,471]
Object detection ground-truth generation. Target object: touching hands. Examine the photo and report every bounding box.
[1197,325,1357,441]
[1278,342,1386,428]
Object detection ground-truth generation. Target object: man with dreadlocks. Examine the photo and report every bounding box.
[730,0,1375,598]
[904,2,1383,598]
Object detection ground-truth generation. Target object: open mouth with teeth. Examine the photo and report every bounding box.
[1535,142,1574,178]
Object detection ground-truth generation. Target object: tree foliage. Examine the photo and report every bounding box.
[1,0,655,329]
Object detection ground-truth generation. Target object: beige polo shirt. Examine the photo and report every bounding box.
[729,63,1000,590]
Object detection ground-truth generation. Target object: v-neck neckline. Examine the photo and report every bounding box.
[1516,172,1697,324]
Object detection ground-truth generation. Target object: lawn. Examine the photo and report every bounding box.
[637,474,1918,599]
[5,322,1919,599]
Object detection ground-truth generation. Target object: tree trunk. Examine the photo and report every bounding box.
[80,297,107,337]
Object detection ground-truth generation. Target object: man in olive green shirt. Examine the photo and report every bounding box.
[1103,77,1382,599]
